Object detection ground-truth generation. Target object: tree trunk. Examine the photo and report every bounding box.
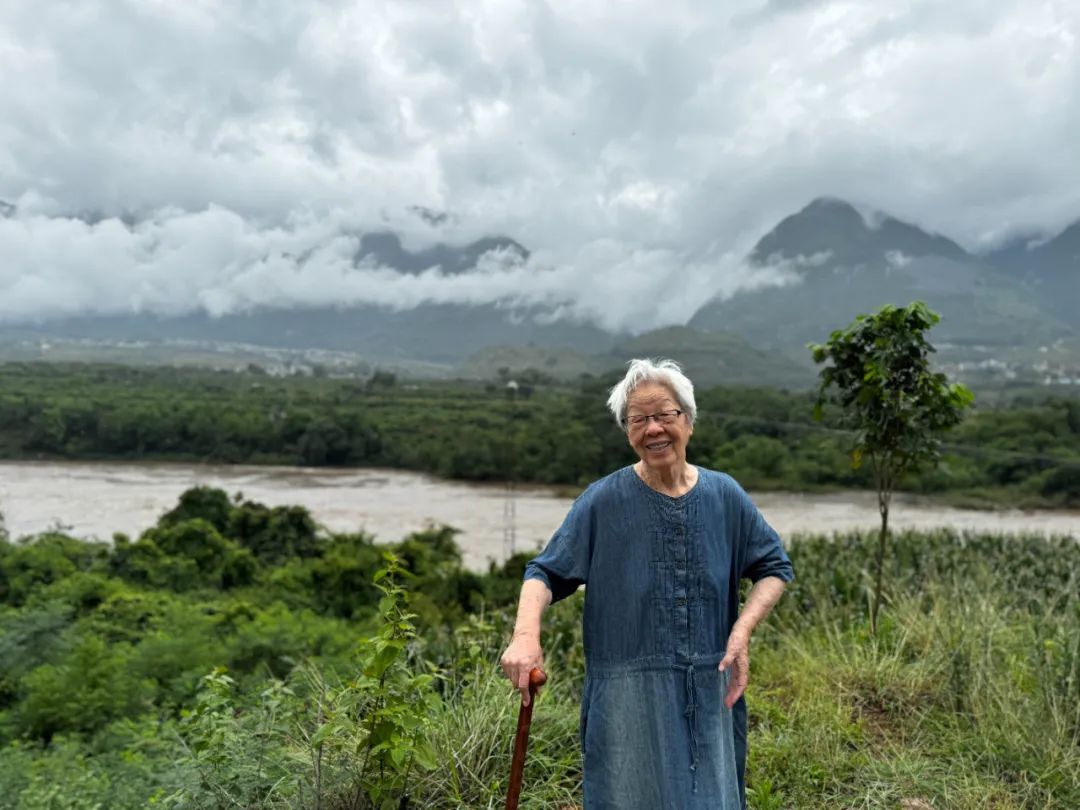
[871,484,890,636]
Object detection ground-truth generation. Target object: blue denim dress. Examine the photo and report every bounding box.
[524,466,794,810]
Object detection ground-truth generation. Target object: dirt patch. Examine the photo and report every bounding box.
[850,691,899,745]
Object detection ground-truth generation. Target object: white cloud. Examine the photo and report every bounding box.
[885,250,912,269]
[1,0,1078,328]
[0,204,785,332]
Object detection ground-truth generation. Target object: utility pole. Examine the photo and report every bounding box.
[503,479,517,560]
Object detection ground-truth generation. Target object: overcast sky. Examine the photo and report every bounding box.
[1,0,1078,330]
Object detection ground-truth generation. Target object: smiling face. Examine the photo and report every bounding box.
[625,381,693,474]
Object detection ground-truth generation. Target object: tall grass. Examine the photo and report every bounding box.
[744,529,1080,809]
[324,530,1078,807]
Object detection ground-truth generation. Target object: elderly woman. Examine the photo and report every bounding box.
[500,358,793,810]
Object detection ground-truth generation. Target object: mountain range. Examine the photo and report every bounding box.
[3,198,1078,388]
[690,198,1077,356]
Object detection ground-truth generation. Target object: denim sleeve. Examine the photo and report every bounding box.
[523,493,592,604]
[733,482,794,584]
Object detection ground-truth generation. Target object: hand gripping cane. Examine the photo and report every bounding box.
[505,667,548,810]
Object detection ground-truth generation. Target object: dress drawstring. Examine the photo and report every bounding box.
[684,665,699,794]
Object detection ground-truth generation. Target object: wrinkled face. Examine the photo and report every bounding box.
[625,382,693,472]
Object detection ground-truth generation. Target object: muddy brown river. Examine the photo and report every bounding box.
[0,461,1076,570]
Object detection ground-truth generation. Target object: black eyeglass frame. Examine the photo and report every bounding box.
[622,409,685,430]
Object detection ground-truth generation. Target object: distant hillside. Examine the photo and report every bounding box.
[602,326,813,388]
[1,233,614,362]
[460,326,814,389]
[458,346,597,381]
[984,220,1080,329]
[1,304,615,363]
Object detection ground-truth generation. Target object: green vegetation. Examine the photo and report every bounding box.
[0,487,1076,808]
[3,361,1077,506]
[810,301,975,631]
[747,530,1080,809]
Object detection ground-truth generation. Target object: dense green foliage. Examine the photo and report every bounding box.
[0,483,1077,808]
[0,488,568,808]
[4,361,1078,506]
[809,301,975,479]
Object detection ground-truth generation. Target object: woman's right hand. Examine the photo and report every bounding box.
[500,632,545,706]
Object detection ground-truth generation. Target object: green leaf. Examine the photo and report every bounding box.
[311,722,337,747]
[851,446,864,469]
[413,739,438,770]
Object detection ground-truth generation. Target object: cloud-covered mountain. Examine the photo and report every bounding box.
[5,196,1075,390]
[0,202,758,334]
[0,229,614,361]
[355,232,529,276]
[689,198,1075,360]
[750,197,970,267]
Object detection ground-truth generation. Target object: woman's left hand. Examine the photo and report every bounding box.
[718,629,750,709]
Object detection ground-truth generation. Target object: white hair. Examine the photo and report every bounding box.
[606,358,697,429]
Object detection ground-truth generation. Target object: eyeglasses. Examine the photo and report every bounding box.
[624,409,684,429]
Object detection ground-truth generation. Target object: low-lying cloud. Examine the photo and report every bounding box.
[0,201,793,332]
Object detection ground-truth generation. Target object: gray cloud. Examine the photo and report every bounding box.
[1,0,1078,330]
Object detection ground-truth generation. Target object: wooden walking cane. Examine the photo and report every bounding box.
[505,667,548,810]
